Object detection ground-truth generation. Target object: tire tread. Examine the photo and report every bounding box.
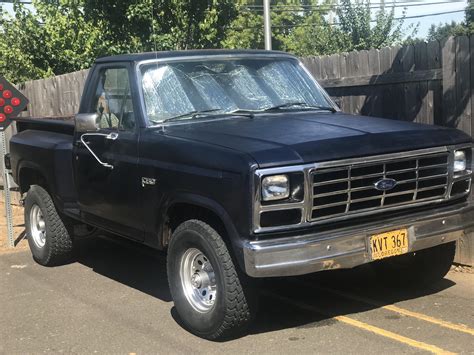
[26,185,73,265]
[171,219,253,340]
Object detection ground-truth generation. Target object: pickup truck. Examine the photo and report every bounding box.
[8,50,474,340]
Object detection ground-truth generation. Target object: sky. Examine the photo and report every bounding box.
[0,0,470,39]
[390,0,468,37]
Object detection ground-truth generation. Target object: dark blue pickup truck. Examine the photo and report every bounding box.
[8,50,474,340]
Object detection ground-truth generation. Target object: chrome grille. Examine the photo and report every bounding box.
[310,153,450,221]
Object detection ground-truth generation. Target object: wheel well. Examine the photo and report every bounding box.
[19,167,48,194]
[165,203,228,246]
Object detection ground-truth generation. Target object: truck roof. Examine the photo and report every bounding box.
[95,49,295,63]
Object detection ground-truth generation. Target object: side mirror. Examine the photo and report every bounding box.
[332,97,342,109]
[75,113,100,133]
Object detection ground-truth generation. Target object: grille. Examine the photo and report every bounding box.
[310,152,450,221]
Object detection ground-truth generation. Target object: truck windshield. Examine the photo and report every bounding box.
[140,57,334,124]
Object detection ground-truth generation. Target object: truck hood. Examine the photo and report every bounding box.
[163,112,472,168]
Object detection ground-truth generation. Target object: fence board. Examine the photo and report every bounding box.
[414,42,429,123]
[442,37,457,127]
[471,36,474,139]
[455,36,472,135]
[428,40,443,126]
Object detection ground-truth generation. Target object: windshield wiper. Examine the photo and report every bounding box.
[224,109,255,119]
[264,102,337,113]
[160,109,222,124]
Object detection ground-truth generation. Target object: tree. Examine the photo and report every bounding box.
[427,21,466,42]
[221,11,264,49]
[280,12,344,56]
[425,2,473,41]
[0,1,110,83]
[335,0,415,52]
[0,0,238,83]
[80,0,237,51]
[223,0,415,56]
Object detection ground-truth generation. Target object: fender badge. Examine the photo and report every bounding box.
[141,177,156,187]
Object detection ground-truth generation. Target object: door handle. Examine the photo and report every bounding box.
[79,133,114,169]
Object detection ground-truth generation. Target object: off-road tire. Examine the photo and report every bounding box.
[373,241,456,286]
[24,185,74,266]
[167,220,257,340]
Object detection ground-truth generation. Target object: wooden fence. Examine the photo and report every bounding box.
[300,36,473,137]
[16,69,89,117]
[2,36,473,264]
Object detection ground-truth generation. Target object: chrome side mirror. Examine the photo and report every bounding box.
[75,113,100,133]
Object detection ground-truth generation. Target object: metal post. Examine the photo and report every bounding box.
[1,131,14,248]
[263,0,272,50]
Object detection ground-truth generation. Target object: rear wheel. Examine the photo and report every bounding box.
[372,242,456,286]
[24,185,74,266]
[167,220,257,340]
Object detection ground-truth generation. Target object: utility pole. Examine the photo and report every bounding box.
[328,0,338,25]
[263,0,272,50]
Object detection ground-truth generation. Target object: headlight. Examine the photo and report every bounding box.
[454,150,467,173]
[262,174,289,201]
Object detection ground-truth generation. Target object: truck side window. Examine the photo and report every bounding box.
[92,68,136,131]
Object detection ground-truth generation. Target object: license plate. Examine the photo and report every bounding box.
[370,229,409,260]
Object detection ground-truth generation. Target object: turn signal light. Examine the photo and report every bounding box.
[3,90,12,99]
[0,75,29,131]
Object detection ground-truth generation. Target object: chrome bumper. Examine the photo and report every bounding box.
[243,201,474,277]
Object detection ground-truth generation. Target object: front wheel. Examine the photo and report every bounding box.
[167,220,257,340]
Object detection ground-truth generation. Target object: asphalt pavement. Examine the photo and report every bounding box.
[1,236,473,354]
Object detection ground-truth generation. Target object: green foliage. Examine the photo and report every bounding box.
[336,0,413,51]
[0,0,110,82]
[282,13,345,56]
[221,11,264,49]
[223,0,415,56]
[427,21,467,42]
[425,3,473,42]
[4,0,457,84]
[0,0,237,83]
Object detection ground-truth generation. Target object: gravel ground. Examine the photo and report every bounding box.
[0,202,27,252]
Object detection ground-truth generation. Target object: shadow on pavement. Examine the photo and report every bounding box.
[74,235,172,302]
[72,235,456,337]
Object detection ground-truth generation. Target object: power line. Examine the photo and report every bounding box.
[240,1,466,13]
[227,9,465,30]
[240,0,464,8]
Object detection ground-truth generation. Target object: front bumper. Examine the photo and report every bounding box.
[243,201,474,277]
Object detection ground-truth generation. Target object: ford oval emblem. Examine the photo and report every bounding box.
[374,178,397,191]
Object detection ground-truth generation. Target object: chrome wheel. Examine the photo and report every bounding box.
[180,248,217,313]
[29,204,46,248]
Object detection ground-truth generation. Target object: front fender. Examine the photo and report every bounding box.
[161,192,247,271]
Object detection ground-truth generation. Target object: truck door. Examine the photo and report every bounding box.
[73,64,144,241]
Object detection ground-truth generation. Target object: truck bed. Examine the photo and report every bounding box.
[14,116,75,136]
[9,117,76,210]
